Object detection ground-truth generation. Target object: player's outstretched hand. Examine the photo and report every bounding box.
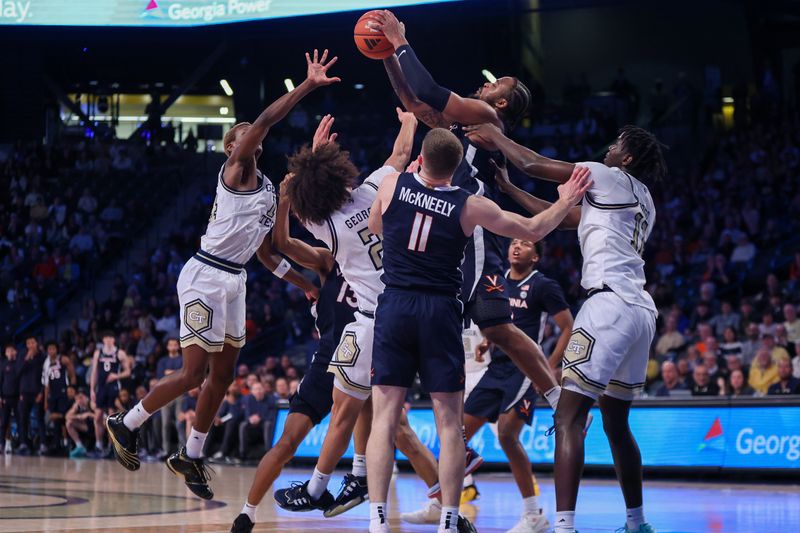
[312,114,338,152]
[305,285,320,304]
[475,338,491,363]
[464,123,502,142]
[369,10,407,48]
[406,155,422,173]
[489,158,512,194]
[557,165,592,206]
[396,106,417,125]
[305,49,341,87]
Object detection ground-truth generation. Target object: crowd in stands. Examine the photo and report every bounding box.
[1,69,799,463]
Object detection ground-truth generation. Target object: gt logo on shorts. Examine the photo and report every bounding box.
[563,328,595,368]
[184,299,213,334]
[336,332,361,365]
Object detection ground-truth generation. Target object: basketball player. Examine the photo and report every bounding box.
[467,123,665,533]
[90,332,131,456]
[464,239,572,533]
[66,388,95,458]
[229,189,359,532]
[373,10,564,414]
[106,50,338,500]
[271,107,417,514]
[366,128,590,533]
[42,341,76,452]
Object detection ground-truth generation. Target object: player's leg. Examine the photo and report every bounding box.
[67,419,88,457]
[396,409,446,525]
[600,307,656,533]
[325,396,372,518]
[431,391,465,533]
[498,407,548,533]
[483,323,560,408]
[92,399,105,452]
[554,292,637,533]
[366,384,406,533]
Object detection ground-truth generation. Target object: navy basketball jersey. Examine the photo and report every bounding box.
[381,172,471,296]
[96,349,120,388]
[449,124,508,299]
[313,265,357,364]
[44,356,68,397]
[493,269,570,362]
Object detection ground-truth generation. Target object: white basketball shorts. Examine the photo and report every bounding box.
[177,255,247,353]
[562,291,656,400]
[328,310,374,401]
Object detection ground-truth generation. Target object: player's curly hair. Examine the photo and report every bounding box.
[498,78,531,129]
[285,143,360,226]
[619,125,669,182]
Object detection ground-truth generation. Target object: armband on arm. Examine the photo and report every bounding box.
[273,258,292,279]
[395,44,451,112]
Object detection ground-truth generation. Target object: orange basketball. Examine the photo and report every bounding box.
[354,10,395,60]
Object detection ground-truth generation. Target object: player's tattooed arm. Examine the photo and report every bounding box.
[466,124,575,183]
[272,173,335,279]
[384,107,419,171]
[383,55,450,129]
[256,232,320,302]
[490,159,581,230]
[224,49,340,189]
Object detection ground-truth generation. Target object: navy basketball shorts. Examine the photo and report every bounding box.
[464,359,538,425]
[465,271,513,330]
[373,289,465,393]
[95,384,119,410]
[289,358,335,426]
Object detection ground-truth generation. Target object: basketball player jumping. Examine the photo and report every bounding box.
[270,109,417,514]
[468,122,666,533]
[230,108,415,531]
[105,50,338,500]
[366,128,591,533]
[372,10,564,415]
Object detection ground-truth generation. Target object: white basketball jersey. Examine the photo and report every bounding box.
[306,166,395,312]
[201,164,277,265]
[576,161,656,313]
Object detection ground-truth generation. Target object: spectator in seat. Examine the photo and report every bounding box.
[274,377,290,400]
[112,148,134,172]
[77,188,98,215]
[238,382,276,460]
[775,324,795,358]
[655,315,685,357]
[69,226,95,255]
[784,304,800,344]
[762,334,790,364]
[730,234,756,264]
[177,388,199,444]
[759,312,777,338]
[66,388,97,458]
[702,350,725,383]
[710,301,740,338]
[210,385,244,463]
[676,356,693,386]
[767,359,800,395]
[289,378,300,396]
[741,323,761,365]
[749,348,780,395]
[691,364,720,396]
[719,327,744,361]
[654,361,688,397]
[156,338,182,457]
[727,369,755,397]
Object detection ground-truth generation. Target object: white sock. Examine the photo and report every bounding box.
[554,510,575,533]
[307,467,331,499]
[352,453,367,477]
[544,386,561,410]
[463,473,474,487]
[626,506,645,530]
[522,495,540,515]
[123,401,151,430]
[439,506,459,532]
[185,428,208,459]
[369,502,388,531]
[241,501,257,522]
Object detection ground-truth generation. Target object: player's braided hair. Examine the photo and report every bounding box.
[285,143,359,226]
[498,78,531,129]
[619,125,668,181]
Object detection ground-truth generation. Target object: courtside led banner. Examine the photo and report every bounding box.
[0,0,459,26]
[274,404,800,470]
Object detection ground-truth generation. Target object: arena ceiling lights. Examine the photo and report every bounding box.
[0,0,461,27]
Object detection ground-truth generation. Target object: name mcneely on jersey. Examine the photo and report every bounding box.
[398,186,457,217]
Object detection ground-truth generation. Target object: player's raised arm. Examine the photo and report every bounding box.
[491,159,581,230]
[368,173,400,236]
[384,107,419,171]
[373,10,501,127]
[382,55,450,128]
[224,49,340,185]
[256,231,320,303]
[465,123,575,183]
[463,165,592,242]
[272,172,335,278]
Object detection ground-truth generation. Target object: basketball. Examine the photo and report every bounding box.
[354,10,395,60]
